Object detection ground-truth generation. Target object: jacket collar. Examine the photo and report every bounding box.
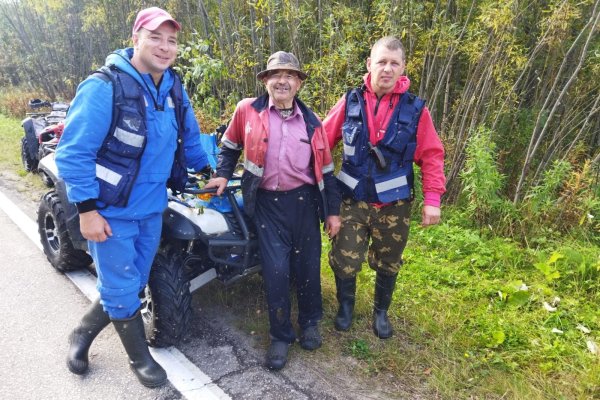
[251,93,322,130]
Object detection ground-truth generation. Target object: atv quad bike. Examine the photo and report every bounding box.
[36,143,261,347]
[21,99,69,185]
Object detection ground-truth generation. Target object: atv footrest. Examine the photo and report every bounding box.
[189,267,217,293]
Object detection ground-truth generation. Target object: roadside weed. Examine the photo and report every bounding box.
[320,221,600,398]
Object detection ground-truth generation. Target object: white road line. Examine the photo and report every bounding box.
[0,188,230,400]
[0,190,42,250]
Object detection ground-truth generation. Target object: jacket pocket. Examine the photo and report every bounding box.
[96,158,136,206]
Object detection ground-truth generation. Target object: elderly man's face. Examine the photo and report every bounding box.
[262,70,302,109]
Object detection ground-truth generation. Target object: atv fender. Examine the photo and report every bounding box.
[38,153,59,183]
[38,154,88,252]
[163,202,230,240]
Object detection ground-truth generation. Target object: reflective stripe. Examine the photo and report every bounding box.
[318,180,324,191]
[343,143,355,156]
[375,176,408,193]
[244,159,264,176]
[337,170,359,189]
[222,138,242,150]
[114,127,144,148]
[96,164,122,186]
[322,162,334,174]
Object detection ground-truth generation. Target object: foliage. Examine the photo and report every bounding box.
[458,125,507,229]
[177,38,231,125]
[1,0,597,210]
[2,98,600,398]
[521,159,600,242]
[382,222,599,398]
[0,86,47,118]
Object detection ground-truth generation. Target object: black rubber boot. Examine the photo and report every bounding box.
[67,298,111,374]
[372,272,398,339]
[265,341,291,370]
[112,311,167,388]
[334,275,356,331]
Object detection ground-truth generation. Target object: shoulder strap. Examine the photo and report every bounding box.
[90,66,122,155]
[345,87,363,119]
[396,91,426,125]
[169,69,185,136]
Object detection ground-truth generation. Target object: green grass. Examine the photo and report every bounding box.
[316,223,600,399]
[0,115,48,192]
[2,113,598,398]
[0,114,25,172]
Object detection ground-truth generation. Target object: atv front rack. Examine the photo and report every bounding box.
[172,183,258,277]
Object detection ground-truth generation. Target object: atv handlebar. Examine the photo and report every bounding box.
[182,184,241,196]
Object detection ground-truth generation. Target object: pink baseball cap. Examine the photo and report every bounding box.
[132,7,181,35]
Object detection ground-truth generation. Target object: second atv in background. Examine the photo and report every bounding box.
[21,98,69,186]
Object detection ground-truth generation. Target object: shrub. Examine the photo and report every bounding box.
[458,125,508,229]
[522,160,599,241]
[0,86,47,118]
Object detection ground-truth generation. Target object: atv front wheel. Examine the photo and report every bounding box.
[143,244,192,347]
[39,171,55,188]
[21,136,38,172]
[38,191,92,271]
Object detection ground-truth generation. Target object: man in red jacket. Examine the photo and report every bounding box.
[206,51,341,370]
[323,36,446,338]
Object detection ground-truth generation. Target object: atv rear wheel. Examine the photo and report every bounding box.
[143,243,192,347]
[38,191,92,272]
[21,136,38,172]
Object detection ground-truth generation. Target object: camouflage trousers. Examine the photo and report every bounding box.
[329,198,412,278]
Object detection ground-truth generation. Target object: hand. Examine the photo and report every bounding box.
[325,215,342,238]
[204,177,228,196]
[421,205,441,226]
[79,211,112,242]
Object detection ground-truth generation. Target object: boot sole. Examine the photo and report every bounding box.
[372,327,394,339]
[130,365,168,388]
[334,322,351,331]
[67,359,88,375]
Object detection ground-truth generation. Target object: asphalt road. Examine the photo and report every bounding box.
[0,171,407,400]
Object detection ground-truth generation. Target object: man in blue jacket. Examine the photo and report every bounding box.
[55,7,210,388]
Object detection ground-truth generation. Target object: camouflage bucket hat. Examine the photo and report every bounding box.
[256,51,308,80]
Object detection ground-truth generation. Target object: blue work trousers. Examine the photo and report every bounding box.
[254,185,323,344]
[88,213,162,319]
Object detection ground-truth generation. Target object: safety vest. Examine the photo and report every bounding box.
[93,66,187,208]
[337,88,425,203]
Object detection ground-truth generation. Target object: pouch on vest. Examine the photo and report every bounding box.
[96,158,138,207]
[102,110,146,159]
[342,90,366,166]
[378,93,420,157]
[373,168,412,203]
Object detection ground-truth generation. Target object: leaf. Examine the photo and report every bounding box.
[548,252,564,265]
[507,290,530,307]
[488,330,506,348]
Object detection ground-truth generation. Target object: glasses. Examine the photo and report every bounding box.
[267,72,298,81]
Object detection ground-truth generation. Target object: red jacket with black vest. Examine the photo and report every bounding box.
[215,93,341,218]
